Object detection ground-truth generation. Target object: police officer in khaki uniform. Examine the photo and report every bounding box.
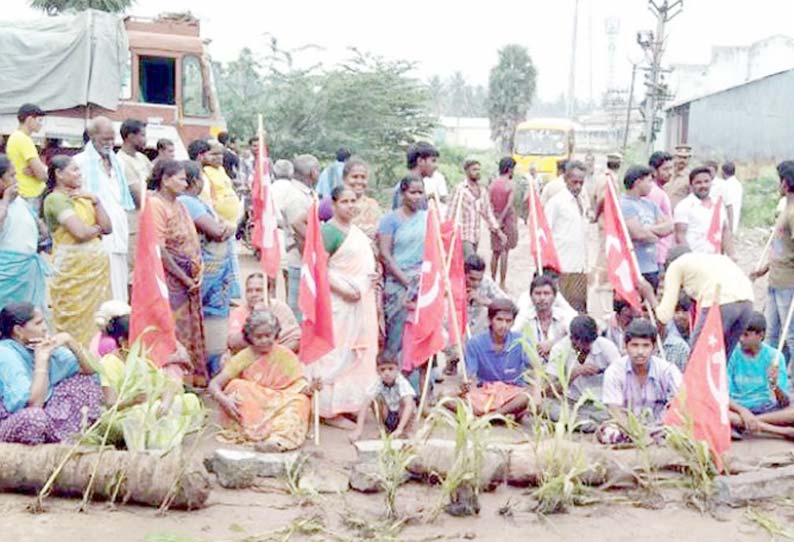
[665,144,692,209]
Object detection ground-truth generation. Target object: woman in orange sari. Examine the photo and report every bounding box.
[147,160,207,386]
[208,309,315,452]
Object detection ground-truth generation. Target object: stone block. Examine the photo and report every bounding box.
[205,449,301,488]
[714,465,794,506]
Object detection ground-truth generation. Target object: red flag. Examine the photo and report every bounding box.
[603,182,643,310]
[706,196,723,253]
[402,210,447,372]
[130,204,177,366]
[251,144,281,278]
[442,219,467,344]
[298,202,334,364]
[527,183,561,273]
[663,303,731,470]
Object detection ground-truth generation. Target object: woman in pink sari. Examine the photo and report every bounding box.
[311,186,379,429]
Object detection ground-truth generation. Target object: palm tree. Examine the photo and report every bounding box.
[29,0,134,15]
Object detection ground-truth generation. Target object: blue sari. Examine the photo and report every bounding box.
[378,210,427,368]
[0,198,48,312]
[178,194,240,317]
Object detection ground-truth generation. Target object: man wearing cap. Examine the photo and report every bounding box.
[665,145,692,209]
[6,104,48,211]
[447,159,505,258]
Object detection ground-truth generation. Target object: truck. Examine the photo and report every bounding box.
[0,9,226,157]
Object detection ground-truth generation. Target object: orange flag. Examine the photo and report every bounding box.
[298,202,334,364]
[603,181,643,310]
[527,183,561,273]
[706,196,724,253]
[402,210,447,372]
[663,302,731,470]
[129,203,177,366]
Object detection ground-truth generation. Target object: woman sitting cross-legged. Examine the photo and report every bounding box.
[0,302,103,444]
[209,309,320,452]
[96,312,204,452]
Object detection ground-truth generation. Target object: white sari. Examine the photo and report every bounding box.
[310,225,379,416]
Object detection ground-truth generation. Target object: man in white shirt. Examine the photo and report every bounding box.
[547,314,620,431]
[512,274,577,361]
[424,169,449,216]
[540,159,568,206]
[673,166,734,258]
[715,161,743,234]
[116,119,152,275]
[74,116,134,302]
[546,160,590,312]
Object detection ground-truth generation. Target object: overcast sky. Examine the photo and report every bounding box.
[6,0,793,101]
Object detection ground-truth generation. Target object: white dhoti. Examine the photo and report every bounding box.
[109,252,129,302]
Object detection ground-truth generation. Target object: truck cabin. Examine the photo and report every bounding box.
[123,14,223,142]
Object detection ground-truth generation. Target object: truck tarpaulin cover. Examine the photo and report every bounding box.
[0,9,128,114]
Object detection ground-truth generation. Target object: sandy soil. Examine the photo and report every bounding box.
[0,210,787,542]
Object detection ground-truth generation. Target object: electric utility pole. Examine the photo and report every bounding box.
[567,0,580,119]
[641,0,682,156]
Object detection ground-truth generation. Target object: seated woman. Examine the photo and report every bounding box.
[228,273,300,354]
[88,299,131,358]
[460,298,541,417]
[0,302,102,444]
[209,309,317,452]
[96,313,204,452]
[728,312,794,440]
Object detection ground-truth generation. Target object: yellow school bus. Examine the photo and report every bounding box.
[512,118,577,180]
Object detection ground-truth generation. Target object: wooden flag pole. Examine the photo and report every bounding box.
[527,178,544,275]
[604,178,667,358]
[430,199,468,381]
[774,293,794,370]
[415,200,470,422]
[755,228,775,273]
[257,114,271,308]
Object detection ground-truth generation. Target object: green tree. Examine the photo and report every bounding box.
[215,44,435,191]
[487,44,537,152]
[29,0,134,14]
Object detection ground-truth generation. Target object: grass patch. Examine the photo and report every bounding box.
[741,166,780,229]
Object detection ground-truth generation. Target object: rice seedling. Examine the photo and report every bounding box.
[375,431,416,519]
[33,336,207,512]
[424,397,507,517]
[664,406,721,512]
[516,341,598,514]
[745,508,794,541]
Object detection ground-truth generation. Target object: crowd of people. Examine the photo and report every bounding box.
[1,100,794,457]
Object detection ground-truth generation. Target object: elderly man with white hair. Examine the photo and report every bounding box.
[74,116,135,303]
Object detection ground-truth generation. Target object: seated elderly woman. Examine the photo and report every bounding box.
[227,273,300,354]
[0,302,103,444]
[459,298,541,417]
[209,309,318,452]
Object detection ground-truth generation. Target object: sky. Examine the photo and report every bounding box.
[5,0,794,101]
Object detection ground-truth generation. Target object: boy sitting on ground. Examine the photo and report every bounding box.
[728,312,794,440]
[460,298,541,417]
[546,315,621,431]
[349,351,416,442]
[598,318,682,444]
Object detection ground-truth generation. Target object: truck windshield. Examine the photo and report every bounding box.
[182,55,210,116]
[514,129,567,156]
[139,56,176,105]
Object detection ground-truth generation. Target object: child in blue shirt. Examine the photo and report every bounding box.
[728,312,794,439]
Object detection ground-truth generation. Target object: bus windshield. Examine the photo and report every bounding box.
[514,129,567,156]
